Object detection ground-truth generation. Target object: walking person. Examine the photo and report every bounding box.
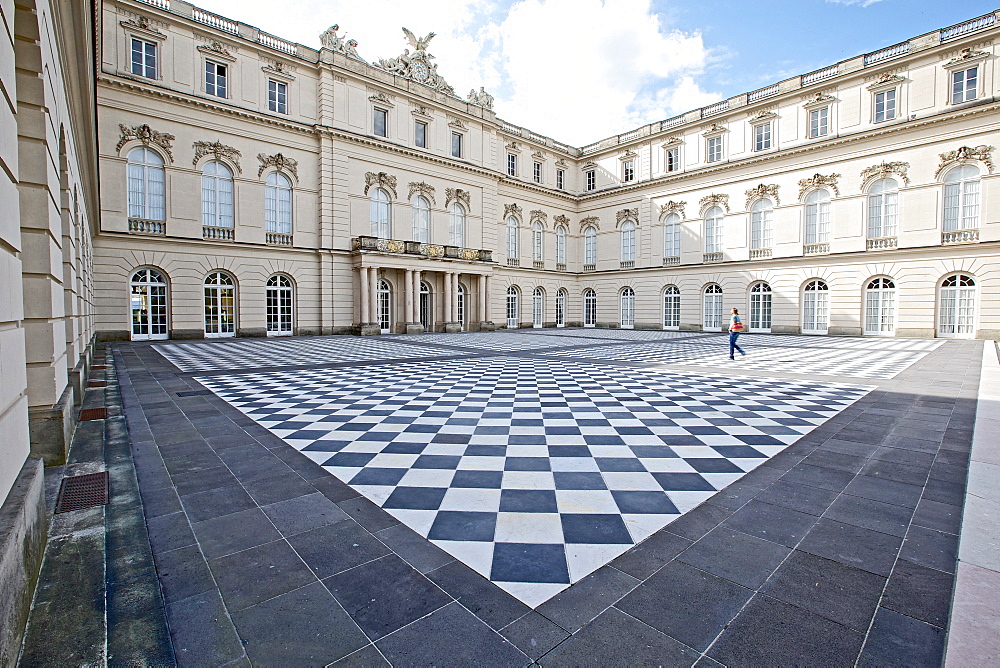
[728,307,746,360]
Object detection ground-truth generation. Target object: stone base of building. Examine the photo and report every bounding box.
[358,323,381,336]
[829,327,863,336]
[237,327,266,338]
[976,330,1000,340]
[478,321,497,331]
[170,329,204,340]
[27,385,75,467]
[405,323,425,334]
[0,458,47,666]
[444,322,462,333]
[771,325,800,334]
[97,330,130,342]
[896,328,935,338]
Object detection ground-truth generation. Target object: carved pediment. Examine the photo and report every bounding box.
[408,181,436,205]
[411,105,432,119]
[506,141,521,153]
[860,161,910,186]
[503,203,523,220]
[579,216,600,232]
[745,184,780,208]
[699,193,730,213]
[616,208,639,226]
[197,40,236,62]
[531,151,546,162]
[659,200,686,219]
[748,110,778,123]
[866,73,904,91]
[528,210,547,227]
[448,117,468,131]
[702,123,726,137]
[364,171,398,198]
[446,188,470,210]
[618,149,638,161]
[262,60,295,80]
[257,153,298,180]
[798,173,841,199]
[936,145,994,177]
[193,141,241,171]
[369,91,394,107]
[117,123,175,161]
[555,159,569,169]
[582,161,598,170]
[121,15,167,39]
[944,48,990,69]
[661,136,684,147]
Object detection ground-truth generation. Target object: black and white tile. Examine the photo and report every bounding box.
[387,331,601,351]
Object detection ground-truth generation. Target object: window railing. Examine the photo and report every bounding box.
[266,232,293,246]
[864,42,910,66]
[193,8,240,34]
[941,13,996,41]
[866,236,897,250]
[533,260,544,269]
[750,248,772,259]
[942,229,979,244]
[258,31,297,56]
[804,242,830,255]
[556,263,567,272]
[583,263,596,272]
[507,257,520,267]
[620,260,635,269]
[703,252,723,263]
[662,256,680,266]
[128,218,166,235]
[203,226,234,241]
[801,65,839,86]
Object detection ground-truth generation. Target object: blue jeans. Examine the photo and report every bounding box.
[729,331,744,357]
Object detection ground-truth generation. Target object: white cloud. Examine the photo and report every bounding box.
[190,0,717,146]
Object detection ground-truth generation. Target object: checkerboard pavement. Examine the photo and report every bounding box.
[197,355,871,606]
[385,331,602,351]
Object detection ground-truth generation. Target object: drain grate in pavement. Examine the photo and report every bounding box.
[55,472,110,513]
[79,407,108,421]
[176,389,212,397]
[88,380,107,388]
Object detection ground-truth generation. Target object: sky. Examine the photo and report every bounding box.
[192,0,997,146]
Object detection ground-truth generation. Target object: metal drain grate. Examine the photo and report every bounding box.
[79,407,107,421]
[87,380,107,388]
[176,389,212,397]
[55,472,110,513]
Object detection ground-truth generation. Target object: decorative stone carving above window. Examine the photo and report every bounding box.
[529,210,547,228]
[699,193,730,213]
[943,48,990,70]
[802,93,836,110]
[860,161,910,186]
[798,173,841,199]
[197,40,236,62]
[531,151,545,162]
[702,124,726,138]
[364,171,398,198]
[193,141,242,171]
[661,136,684,147]
[257,152,298,180]
[582,161,597,170]
[618,149,638,161]
[408,181,436,205]
[506,141,521,153]
[936,145,994,177]
[553,214,569,227]
[659,200,686,219]
[745,184,780,208]
[411,105,431,119]
[579,216,600,232]
[503,203,523,220]
[616,208,639,226]
[866,73,905,92]
[117,123,175,160]
[446,188,470,210]
[448,117,468,130]
[374,28,457,97]
[747,110,778,123]
[369,91,394,107]
[555,159,569,169]
[121,15,167,39]
[262,60,295,81]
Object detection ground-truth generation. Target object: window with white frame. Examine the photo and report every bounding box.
[951,67,978,104]
[451,132,463,158]
[412,196,430,242]
[130,268,168,341]
[749,282,772,332]
[555,289,567,327]
[704,206,724,254]
[809,107,829,138]
[127,147,165,221]
[662,286,680,329]
[867,179,898,239]
[804,190,831,244]
[205,61,227,98]
[864,277,896,336]
[266,274,294,336]
[585,170,596,191]
[377,280,391,333]
[620,220,636,263]
[802,279,829,334]
[943,165,980,231]
[623,160,635,183]
[415,121,427,148]
[533,162,542,184]
[938,274,976,337]
[663,213,680,258]
[584,226,597,265]
[706,136,723,163]
[873,88,896,123]
[268,80,287,114]
[583,289,597,326]
[556,169,565,190]
[506,286,520,328]
[703,284,723,330]
[665,147,680,172]
[204,271,236,337]
[555,225,567,265]
[264,172,292,235]
[532,221,543,263]
[532,287,544,328]
[753,122,772,151]
[620,287,635,328]
[750,199,773,249]
[373,108,388,137]
[201,161,234,228]
[131,38,157,78]
[506,216,519,259]
[370,187,391,239]
[449,203,466,247]
[507,154,517,177]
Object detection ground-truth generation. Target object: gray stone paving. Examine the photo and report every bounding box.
[107,330,980,666]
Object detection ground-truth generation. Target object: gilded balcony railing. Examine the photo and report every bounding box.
[353,236,492,262]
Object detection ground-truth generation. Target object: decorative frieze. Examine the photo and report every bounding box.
[364,171,398,198]
[699,193,730,213]
[193,141,241,171]
[579,216,600,232]
[616,208,639,225]
[257,153,298,180]
[798,173,841,199]
[503,203,523,220]
[745,184,780,208]
[860,161,910,186]
[936,145,994,177]
[117,123,175,161]
[659,200,686,219]
[446,188,470,210]
[408,181,436,205]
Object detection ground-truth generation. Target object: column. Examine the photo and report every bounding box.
[484,275,492,323]
[443,272,452,326]
[452,273,460,323]
[404,269,414,324]
[478,274,486,324]
[359,266,369,324]
[368,266,377,328]
[413,270,422,328]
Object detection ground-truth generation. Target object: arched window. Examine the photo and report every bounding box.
[584,227,597,266]
[662,285,680,329]
[620,220,636,264]
[620,287,635,328]
[266,274,294,336]
[704,207,724,254]
[456,283,466,330]
[750,199,773,250]
[555,288,567,327]
[370,188,391,239]
[201,161,234,229]
[938,274,976,337]
[130,268,168,340]
[703,284,723,330]
[867,179,898,240]
[265,172,292,235]
[204,271,236,337]
[749,282,772,332]
[506,285,520,329]
[864,277,895,336]
[419,281,431,330]
[943,165,980,231]
[663,213,680,259]
[583,288,597,327]
[802,279,829,334]
[450,203,466,247]
[532,287,544,328]
[532,221,544,263]
[506,216,519,261]
[555,225,567,266]
[377,279,392,333]
[127,148,165,221]
[804,190,831,245]
[412,196,430,243]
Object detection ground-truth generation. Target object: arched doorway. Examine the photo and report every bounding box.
[130,268,168,340]
[266,274,294,336]
[204,271,236,338]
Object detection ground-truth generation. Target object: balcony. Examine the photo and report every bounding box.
[128,218,165,236]
[804,243,829,255]
[662,256,679,266]
[583,264,596,272]
[267,232,293,246]
[556,263,567,272]
[620,260,635,269]
[533,260,544,270]
[507,258,520,267]
[703,252,723,263]
[750,248,772,259]
[203,226,234,241]
[353,236,492,262]
[866,236,897,250]
[942,229,979,244]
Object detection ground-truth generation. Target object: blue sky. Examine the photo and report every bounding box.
[194,0,997,145]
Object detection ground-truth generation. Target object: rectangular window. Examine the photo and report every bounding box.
[586,170,595,191]
[809,107,829,138]
[373,108,387,137]
[706,136,723,163]
[507,154,517,177]
[623,160,635,182]
[268,80,287,114]
[131,38,157,78]
[753,123,771,151]
[873,89,896,123]
[451,132,462,158]
[415,121,427,148]
[205,61,227,98]
[665,147,680,172]
[556,168,565,190]
[951,67,978,104]
[533,162,542,183]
